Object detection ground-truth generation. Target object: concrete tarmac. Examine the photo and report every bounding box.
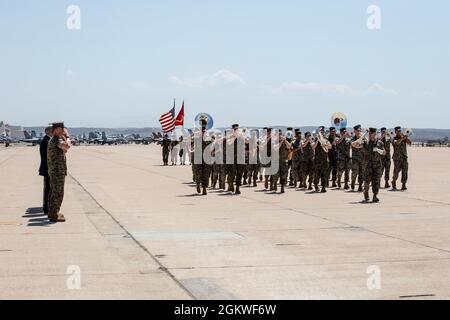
[0,145,449,299]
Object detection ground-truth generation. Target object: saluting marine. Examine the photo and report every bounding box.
[352,128,386,202]
[47,122,70,222]
[392,126,411,191]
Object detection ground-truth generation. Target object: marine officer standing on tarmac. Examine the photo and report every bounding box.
[47,122,70,223]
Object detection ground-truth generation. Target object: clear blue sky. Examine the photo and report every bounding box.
[1,0,449,128]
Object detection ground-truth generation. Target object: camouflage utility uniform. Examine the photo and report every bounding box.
[247,142,260,187]
[291,139,303,187]
[381,137,391,186]
[392,136,408,188]
[327,135,338,187]
[192,134,212,194]
[226,136,245,194]
[47,137,67,220]
[300,140,314,189]
[313,141,329,191]
[351,136,366,191]
[363,139,385,201]
[273,141,290,193]
[161,138,171,165]
[336,137,351,189]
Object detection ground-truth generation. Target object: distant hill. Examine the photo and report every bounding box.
[21,126,450,142]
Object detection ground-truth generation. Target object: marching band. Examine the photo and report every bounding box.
[168,115,412,203]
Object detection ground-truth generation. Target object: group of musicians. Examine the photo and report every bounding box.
[189,121,411,203]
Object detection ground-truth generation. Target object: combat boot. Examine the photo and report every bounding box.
[373,194,380,203]
[202,187,207,195]
[321,187,327,193]
[401,183,407,191]
[384,181,390,188]
[281,185,285,193]
[344,183,349,190]
[49,213,66,223]
[235,185,241,195]
[363,192,370,203]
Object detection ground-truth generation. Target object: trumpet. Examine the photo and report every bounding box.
[378,130,392,141]
[373,147,385,155]
[317,131,331,153]
[355,128,369,144]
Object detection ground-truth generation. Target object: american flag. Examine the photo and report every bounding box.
[159,104,176,133]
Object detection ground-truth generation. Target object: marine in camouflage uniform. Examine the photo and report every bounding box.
[161,135,171,166]
[226,124,245,195]
[350,125,366,192]
[242,140,250,185]
[192,125,212,195]
[392,126,411,191]
[354,128,385,202]
[300,132,314,190]
[210,136,221,188]
[47,122,68,222]
[273,135,291,193]
[327,127,338,188]
[262,128,274,190]
[246,131,260,187]
[290,130,303,188]
[379,127,392,188]
[336,127,351,190]
[313,126,331,193]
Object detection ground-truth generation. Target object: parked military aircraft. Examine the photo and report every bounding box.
[21,130,43,145]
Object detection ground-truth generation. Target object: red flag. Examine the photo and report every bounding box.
[174,101,185,127]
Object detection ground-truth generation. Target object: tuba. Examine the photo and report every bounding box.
[194,113,214,131]
[404,128,413,137]
[331,112,348,130]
